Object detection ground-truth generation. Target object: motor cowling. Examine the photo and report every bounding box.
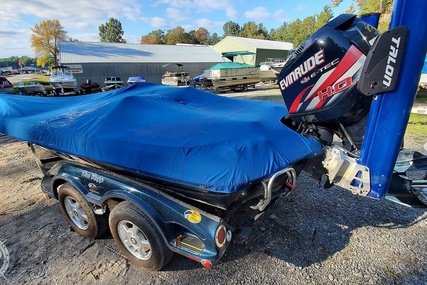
[278,14,379,126]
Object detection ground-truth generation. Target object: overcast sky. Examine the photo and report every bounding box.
[0,0,352,58]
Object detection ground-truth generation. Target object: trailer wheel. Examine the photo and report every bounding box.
[58,183,108,239]
[109,201,173,271]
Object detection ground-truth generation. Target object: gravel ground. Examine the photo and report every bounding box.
[0,86,426,285]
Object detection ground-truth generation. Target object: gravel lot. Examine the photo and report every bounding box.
[0,86,426,285]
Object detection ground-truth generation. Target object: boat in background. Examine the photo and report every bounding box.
[127,76,146,85]
[161,64,190,86]
[49,66,78,95]
[202,52,260,91]
[104,76,123,90]
[16,81,46,95]
[80,79,100,94]
[268,58,287,75]
[0,77,14,94]
[259,61,277,83]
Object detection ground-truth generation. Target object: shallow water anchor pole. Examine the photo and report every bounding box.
[358,0,427,199]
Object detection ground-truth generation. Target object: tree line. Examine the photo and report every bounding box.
[0,56,36,69]
[2,0,392,69]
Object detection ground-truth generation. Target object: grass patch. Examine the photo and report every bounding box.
[19,79,50,86]
[260,84,279,89]
[246,95,282,102]
[11,75,52,94]
[406,113,427,136]
[32,74,50,83]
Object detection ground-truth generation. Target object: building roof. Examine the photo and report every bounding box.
[214,36,293,51]
[59,41,225,64]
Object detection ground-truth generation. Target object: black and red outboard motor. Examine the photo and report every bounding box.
[279,14,427,207]
[279,14,379,152]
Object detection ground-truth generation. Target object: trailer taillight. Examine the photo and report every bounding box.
[215,225,226,247]
[215,225,231,248]
[201,260,212,268]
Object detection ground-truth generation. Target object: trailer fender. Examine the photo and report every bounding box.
[100,190,173,247]
[51,173,90,199]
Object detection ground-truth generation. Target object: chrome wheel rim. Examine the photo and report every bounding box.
[117,220,152,260]
[64,196,89,230]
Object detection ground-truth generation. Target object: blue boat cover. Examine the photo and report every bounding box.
[0,83,322,193]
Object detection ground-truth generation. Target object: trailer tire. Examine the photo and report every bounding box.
[58,183,108,239]
[109,201,173,271]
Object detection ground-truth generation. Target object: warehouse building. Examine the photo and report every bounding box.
[58,41,226,86]
[58,37,293,87]
[212,36,293,65]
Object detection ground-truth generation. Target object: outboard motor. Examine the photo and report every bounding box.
[279,14,379,152]
[278,14,427,207]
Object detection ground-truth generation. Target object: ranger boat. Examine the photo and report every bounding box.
[0,5,426,271]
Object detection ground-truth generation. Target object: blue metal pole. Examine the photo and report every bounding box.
[359,0,427,199]
[360,13,381,28]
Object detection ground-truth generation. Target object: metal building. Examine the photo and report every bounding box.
[58,41,226,86]
[212,36,293,65]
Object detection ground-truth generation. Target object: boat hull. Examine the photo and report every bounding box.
[203,65,260,89]
[18,85,46,95]
[0,87,13,94]
[210,77,260,89]
[161,72,190,86]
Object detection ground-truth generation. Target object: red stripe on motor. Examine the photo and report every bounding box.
[289,84,315,113]
[305,45,363,104]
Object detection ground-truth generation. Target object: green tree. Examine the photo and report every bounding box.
[331,0,394,32]
[30,19,67,67]
[0,56,36,68]
[272,5,333,47]
[194,27,209,44]
[256,23,269,39]
[274,22,291,42]
[269,28,278,41]
[207,33,221,45]
[141,29,165,44]
[140,35,159,44]
[239,22,268,39]
[316,5,334,30]
[223,21,241,37]
[183,31,197,44]
[164,26,186,44]
[98,18,126,43]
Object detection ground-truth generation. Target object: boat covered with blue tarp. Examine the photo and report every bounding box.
[0,83,322,205]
